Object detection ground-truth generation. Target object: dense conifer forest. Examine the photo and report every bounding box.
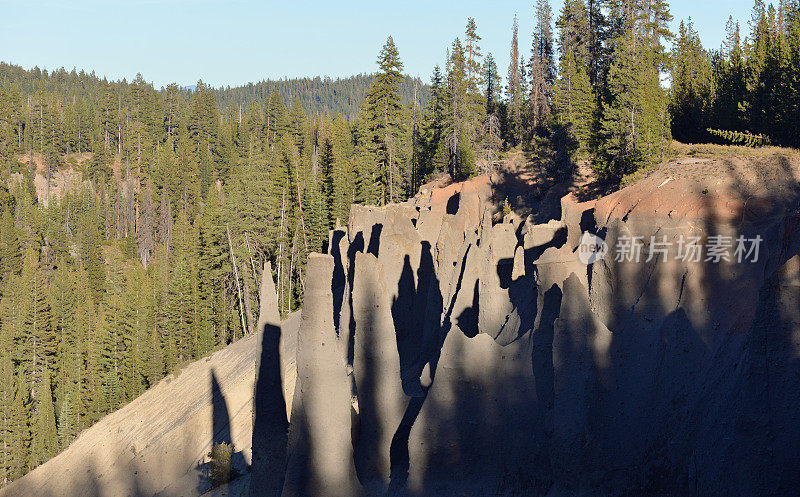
[1,0,799,485]
[212,74,429,118]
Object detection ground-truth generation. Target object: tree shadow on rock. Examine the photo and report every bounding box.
[387,241,445,495]
[250,323,288,497]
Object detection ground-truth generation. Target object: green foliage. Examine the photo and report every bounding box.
[0,356,15,481]
[556,0,590,68]
[120,267,155,399]
[87,148,112,183]
[707,128,771,147]
[16,248,55,389]
[595,30,671,182]
[454,137,476,181]
[30,365,58,466]
[213,74,427,120]
[328,117,357,224]
[208,441,233,487]
[418,19,491,183]
[506,15,525,146]
[419,66,448,182]
[669,2,800,149]
[9,369,31,480]
[162,210,199,363]
[553,50,596,160]
[57,394,76,450]
[363,36,407,204]
[77,209,106,305]
[528,0,556,134]
[669,19,713,143]
[0,208,21,285]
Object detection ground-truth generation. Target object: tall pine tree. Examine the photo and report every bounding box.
[363,37,406,204]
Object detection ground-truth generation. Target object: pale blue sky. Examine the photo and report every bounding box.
[0,0,764,89]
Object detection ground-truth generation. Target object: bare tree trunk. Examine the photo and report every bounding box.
[243,273,253,335]
[46,152,51,208]
[388,132,394,204]
[292,154,310,253]
[412,82,419,193]
[278,188,287,316]
[227,223,248,336]
[245,232,259,293]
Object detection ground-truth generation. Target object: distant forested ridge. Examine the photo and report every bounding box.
[213,74,429,118]
[0,64,427,120]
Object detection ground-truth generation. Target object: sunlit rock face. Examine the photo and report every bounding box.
[282,254,360,497]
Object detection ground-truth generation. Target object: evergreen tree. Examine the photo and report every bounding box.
[0,86,23,167]
[188,81,221,197]
[86,306,116,422]
[711,17,747,133]
[585,0,608,90]
[71,266,95,428]
[8,369,31,480]
[48,264,77,416]
[265,91,290,145]
[557,0,591,68]
[77,209,106,305]
[484,54,502,115]
[120,267,154,399]
[57,393,76,450]
[0,208,21,287]
[465,18,484,91]
[554,50,596,158]
[137,181,157,269]
[364,36,406,204]
[785,0,800,147]
[597,29,670,181]
[2,11,796,482]
[481,54,504,169]
[464,18,487,148]
[145,324,165,387]
[17,247,54,392]
[0,355,14,482]
[744,1,784,141]
[304,161,328,252]
[198,187,230,352]
[329,116,357,224]
[669,18,713,142]
[420,66,448,181]
[445,38,476,180]
[529,0,556,134]
[647,0,676,70]
[162,210,198,365]
[30,364,58,467]
[507,15,525,146]
[98,80,118,152]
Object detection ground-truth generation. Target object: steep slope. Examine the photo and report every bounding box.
[0,311,299,497]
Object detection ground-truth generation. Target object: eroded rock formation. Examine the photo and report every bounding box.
[276,156,800,497]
